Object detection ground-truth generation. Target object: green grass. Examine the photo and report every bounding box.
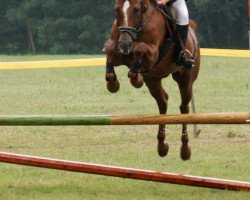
[0,56,249,199]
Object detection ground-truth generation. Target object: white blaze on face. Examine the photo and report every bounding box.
[122,0,130,26]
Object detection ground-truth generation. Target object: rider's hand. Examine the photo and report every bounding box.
[156,0,170,5]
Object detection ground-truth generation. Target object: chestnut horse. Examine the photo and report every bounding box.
[104,0,200,160]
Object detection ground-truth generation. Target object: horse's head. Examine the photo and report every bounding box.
[115,0,148,55]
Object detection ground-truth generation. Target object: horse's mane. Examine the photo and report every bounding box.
[189,20,197,32]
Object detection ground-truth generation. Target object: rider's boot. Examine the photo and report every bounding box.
[175,25,195,68]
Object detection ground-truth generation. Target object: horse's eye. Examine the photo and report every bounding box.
[134,6,140,13]
[140,3,147,13]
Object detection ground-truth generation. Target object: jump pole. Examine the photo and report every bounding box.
[0,112,249,126]
[0,152,249,191]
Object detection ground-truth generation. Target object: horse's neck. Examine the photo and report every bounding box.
[148,0,158,13]
[147,5,168,42]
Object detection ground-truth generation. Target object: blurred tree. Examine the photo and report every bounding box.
[0,0,248,54]
[5,0,43,54]
[188,0,248,49]
[0,0,27,53]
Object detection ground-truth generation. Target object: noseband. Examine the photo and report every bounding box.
[118,27,141,40]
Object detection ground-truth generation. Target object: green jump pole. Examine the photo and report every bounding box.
[0,112,249,126]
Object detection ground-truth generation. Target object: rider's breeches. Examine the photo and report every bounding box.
[171,0,189,26]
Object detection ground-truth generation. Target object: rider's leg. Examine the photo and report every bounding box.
[172,0,195,68]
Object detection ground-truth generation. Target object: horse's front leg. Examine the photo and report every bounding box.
[144,77,169,157]
[129,42,158,88]
[104,39,120,93]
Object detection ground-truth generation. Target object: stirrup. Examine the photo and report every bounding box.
[179,50,195,68]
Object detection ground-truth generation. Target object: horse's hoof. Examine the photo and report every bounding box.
[130,74,144,89]
[180,144,191,161]
[157,143,169,157]
[107,80,120,93]
[128,71,136,79]
[106,73,116,82]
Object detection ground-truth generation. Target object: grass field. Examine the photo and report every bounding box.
[0,55,249,199]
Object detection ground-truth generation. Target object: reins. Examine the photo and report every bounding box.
[151,0,177,24]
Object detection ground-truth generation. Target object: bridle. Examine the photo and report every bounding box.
[117,0,177,40]
[117,1,156,40]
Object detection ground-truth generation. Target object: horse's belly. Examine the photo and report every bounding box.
[151,63,180,78]
[145,47,180,78]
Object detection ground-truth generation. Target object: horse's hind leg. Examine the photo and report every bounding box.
[178,83,193,160]
[144,78,169,157]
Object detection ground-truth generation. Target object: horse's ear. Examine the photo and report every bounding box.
[140,2,147,13]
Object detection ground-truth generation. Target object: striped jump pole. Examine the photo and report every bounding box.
[0,112,249,126]
[0,152,249,191]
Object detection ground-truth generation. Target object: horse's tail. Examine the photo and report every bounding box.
[189,20,197,32]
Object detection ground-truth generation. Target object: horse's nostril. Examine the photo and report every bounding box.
[118,40,133,54]
[119,42,126,49]
[129,41,132,48]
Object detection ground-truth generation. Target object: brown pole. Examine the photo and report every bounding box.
[111,112,250,125]
[0,152,249,191]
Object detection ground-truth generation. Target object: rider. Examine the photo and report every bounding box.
[157,0,195,68]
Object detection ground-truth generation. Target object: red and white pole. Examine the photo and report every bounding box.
[0,152,250,191]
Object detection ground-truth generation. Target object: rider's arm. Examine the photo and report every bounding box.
[157,0,188,6]
[156,0,171,5]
